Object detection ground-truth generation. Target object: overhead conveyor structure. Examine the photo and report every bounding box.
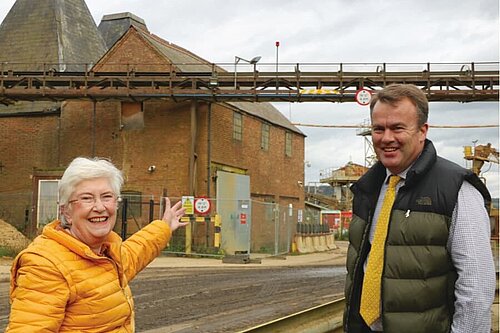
[0,61,498,105]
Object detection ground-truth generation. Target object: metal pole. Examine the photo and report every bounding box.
[92,100,96,157]
[207,103,212,197]
[274,203,279,255]
[149,198,154,223]
[206,103,212,247]
[121,198,128,240]
[275,41,280,91]
[234,56,238,89]
[186,101,197,254]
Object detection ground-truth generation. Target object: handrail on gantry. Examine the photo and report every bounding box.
[0,60,498,75]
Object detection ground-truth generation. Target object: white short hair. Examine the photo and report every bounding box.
[59,157,123,227]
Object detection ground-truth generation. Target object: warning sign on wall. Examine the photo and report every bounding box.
[181,196,194,215]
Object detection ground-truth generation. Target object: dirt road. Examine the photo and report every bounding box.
[131,265,346,332]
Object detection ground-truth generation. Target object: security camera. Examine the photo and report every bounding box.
[297,180,303,187]
[148,165,156,172]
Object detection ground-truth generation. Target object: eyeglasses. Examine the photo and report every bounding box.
[68,193,118,206]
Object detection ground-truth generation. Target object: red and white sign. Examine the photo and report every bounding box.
[194,197,211,215]
[240,213,247,224]
[355,88,372,106]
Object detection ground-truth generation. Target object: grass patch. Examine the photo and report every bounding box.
[0,246,18,258]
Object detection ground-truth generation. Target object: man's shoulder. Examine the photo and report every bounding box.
[435,155,490,202]
[434,155,467,172]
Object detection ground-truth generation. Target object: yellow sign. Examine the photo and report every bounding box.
[181,196,194,215]
[299,88,339,95]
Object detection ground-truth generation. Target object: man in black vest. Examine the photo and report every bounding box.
[344,84,495,333]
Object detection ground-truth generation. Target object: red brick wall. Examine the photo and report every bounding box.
[69,27,305,209]
[0,114,59,231]
[0,27,306,250]
[208,103,305,203]
[60,99,192,198]
[200,103,305,251]
[93,29,171,72]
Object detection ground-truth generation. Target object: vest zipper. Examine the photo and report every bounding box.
[346,210,373,329]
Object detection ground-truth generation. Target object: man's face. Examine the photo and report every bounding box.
[371,97,428,174]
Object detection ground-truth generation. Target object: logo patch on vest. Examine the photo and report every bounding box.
[416,196,432,205]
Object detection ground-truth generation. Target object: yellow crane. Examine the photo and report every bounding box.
[464,143,499,250]
[464,143,499,176]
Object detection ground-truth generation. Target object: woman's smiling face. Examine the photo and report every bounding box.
[62,177,118,250]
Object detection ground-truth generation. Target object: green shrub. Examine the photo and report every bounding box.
[0,245,19,258]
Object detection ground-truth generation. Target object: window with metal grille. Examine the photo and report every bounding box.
[285,131,292,157]
[233,112,243,141]
[261,123,270,150]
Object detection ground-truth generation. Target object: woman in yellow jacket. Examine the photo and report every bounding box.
[7,157,187,332]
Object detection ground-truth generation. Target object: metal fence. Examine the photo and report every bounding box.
[0,192,32,234]
[116,196,299,257]
[0,193,322,258]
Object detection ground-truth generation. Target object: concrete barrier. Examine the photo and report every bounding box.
[295,233,336,254]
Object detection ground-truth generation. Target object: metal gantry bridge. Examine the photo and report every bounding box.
[0,61,498,105]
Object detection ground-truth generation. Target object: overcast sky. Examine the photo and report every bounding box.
[1,0,499,196]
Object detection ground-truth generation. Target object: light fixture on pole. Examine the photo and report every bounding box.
[234,55,261,89]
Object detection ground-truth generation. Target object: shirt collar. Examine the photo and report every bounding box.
[384,165,412,183]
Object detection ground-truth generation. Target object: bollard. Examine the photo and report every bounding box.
[214,214,221,248]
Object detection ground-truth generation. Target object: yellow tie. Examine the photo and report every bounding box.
[360,175,401,326]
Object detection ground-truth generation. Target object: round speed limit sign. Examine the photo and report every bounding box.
[194,197,211,215]
[355,88,372,106]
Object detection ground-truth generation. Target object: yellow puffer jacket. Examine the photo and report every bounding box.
[7,219,172,332]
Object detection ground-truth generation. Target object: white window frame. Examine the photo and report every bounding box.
[37,179,60,228]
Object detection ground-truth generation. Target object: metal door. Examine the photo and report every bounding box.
[216,171,251,255]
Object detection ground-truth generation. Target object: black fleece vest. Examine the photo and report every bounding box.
[344,140,490,333]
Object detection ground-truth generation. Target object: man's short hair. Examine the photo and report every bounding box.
[370,84,429,127]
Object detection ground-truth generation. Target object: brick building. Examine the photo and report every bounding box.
[0,1,305,254]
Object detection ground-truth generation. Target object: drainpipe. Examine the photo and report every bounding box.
[186,101,197,254]
[206,103,212,247]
